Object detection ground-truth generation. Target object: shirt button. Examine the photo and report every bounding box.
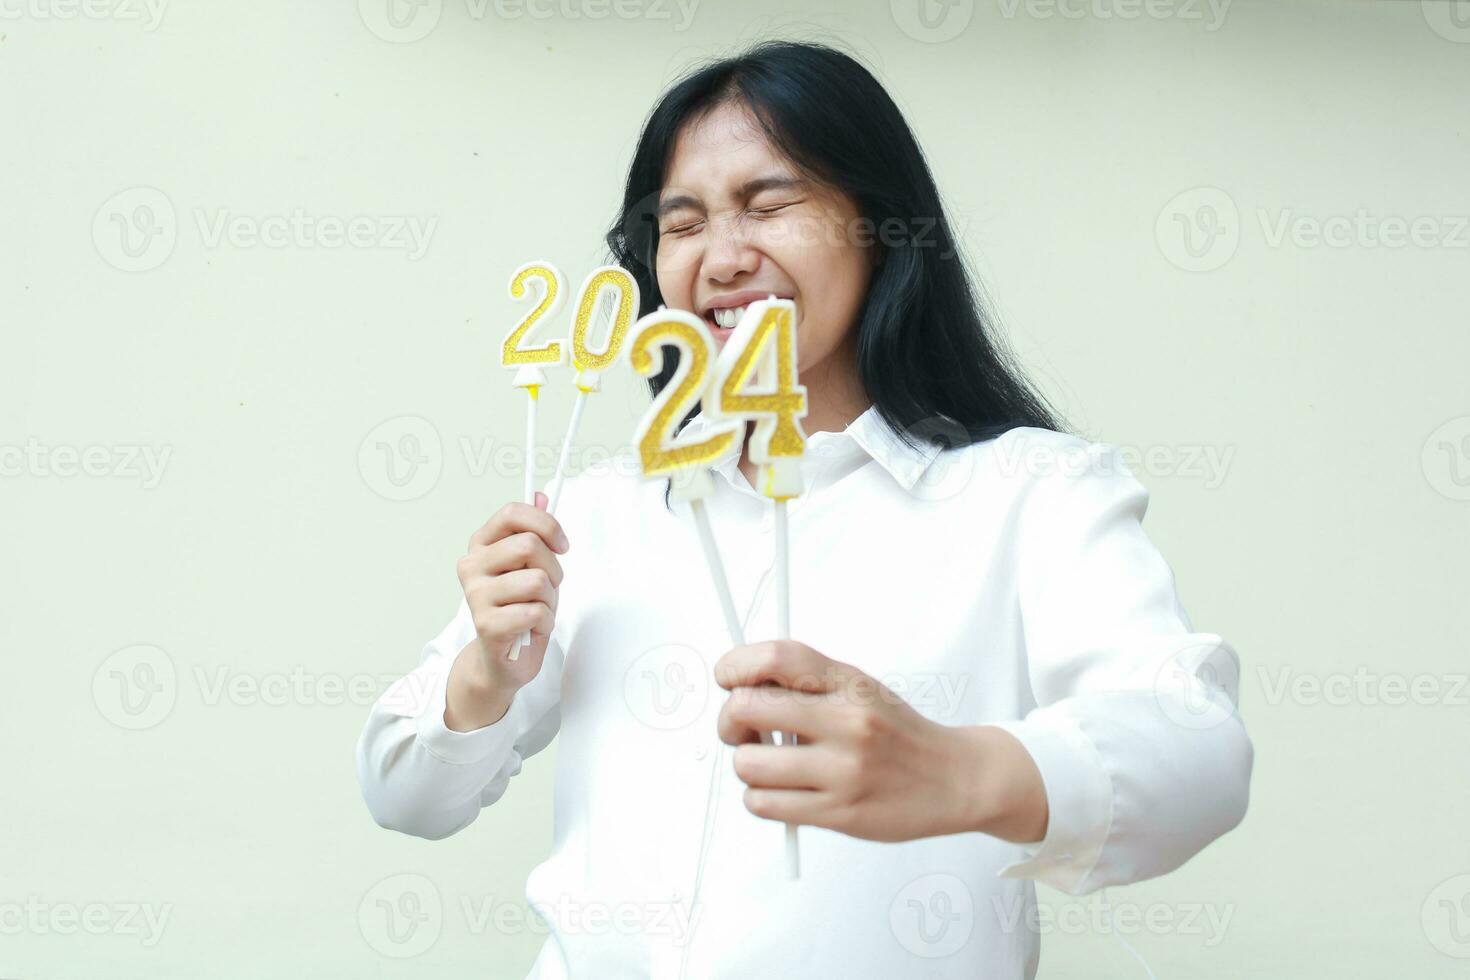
[693,745,708,760]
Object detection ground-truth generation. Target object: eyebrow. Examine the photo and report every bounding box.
[656,175,809,220]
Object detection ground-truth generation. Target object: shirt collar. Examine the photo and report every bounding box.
[679,404,944,493]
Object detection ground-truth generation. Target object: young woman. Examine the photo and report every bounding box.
[357,40,1253,980]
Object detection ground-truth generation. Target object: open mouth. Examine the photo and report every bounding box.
[701,296,795,336]
[705,304,751,332]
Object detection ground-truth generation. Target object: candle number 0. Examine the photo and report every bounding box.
[571,267,638,376]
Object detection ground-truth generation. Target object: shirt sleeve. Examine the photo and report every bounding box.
[987,435,1254,895]
[354,596,565,840]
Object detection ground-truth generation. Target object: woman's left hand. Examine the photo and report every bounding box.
[714,639,1049,844]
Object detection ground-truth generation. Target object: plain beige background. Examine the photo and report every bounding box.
[3,0,1468,976]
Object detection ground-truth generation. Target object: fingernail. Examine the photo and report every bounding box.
[556,532,570,552]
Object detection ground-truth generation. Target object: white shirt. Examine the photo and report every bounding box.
[355,405,1253,979]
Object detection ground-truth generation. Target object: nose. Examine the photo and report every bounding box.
[700,211,760,285]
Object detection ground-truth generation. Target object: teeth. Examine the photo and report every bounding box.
[712,305,748,329]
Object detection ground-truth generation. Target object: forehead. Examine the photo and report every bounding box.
[661,101,794,197]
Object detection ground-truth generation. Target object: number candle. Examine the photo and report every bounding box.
[628,305,802,880]
[546,265,639,513]
[710,295,808,878]
[501,261,566,660]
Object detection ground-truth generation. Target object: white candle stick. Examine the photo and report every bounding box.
[546,387,586,515]
[691,497,743,645]
[545,266,639,516]
[502,262,566,661]
[523,386,539,507]
[772,497,798,876]
[710,295,809,879]
[689,494,784,743]
[509,383,541,659]
[691,491,791,856]
[627,307,798,878]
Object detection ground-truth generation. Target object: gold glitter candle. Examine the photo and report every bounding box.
[711,296,809,500]
[628,308,741,499]
[570,265,639,393]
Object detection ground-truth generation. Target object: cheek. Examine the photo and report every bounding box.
[655,239,703,298]
[653,263,686,308]
[794,246,870,349]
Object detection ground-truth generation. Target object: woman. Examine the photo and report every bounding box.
[356,40,1253,979]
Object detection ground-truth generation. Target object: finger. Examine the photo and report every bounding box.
[470,531,564,587]
[534,490,548,510]
[717,685,842,745]
[470,501,569,554]
[731,743,837,791]
[714,639,852,695]
[742,787,848,830]
[482,567,558,613]
[491,600,555,640]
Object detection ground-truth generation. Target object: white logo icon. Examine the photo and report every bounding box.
[359,416,443,502]
[358,873,443,958]
[93,644,177,730]
[359,0,442,43]
[93,187,177,272]
[1153,642,1240,731]
[1422,416,1470,501]
[1423,874,1470,958]
[1422,0,1470,43]
[890,872,974,958]
[1156,187,1240,272]
[891,0,975,43]
[624,643,709,730]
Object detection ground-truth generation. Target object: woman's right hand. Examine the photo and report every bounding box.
[445,492,569,730]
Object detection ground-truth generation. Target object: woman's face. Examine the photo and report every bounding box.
[654,101,873,382]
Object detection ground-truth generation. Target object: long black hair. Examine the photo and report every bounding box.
[605,40,1064,468]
